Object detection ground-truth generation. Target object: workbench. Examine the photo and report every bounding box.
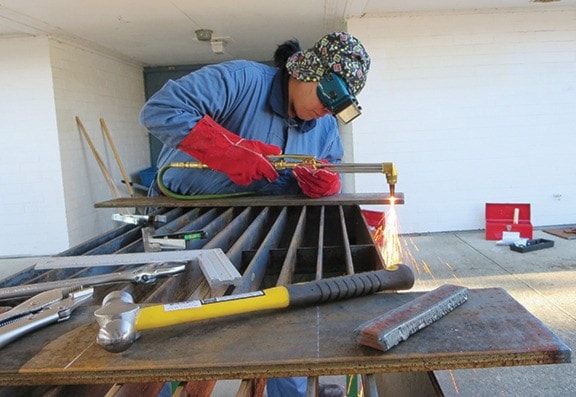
[0,287,569,386]
[0,196,570,396]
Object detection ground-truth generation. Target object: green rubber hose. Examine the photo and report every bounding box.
[156,163,256,200]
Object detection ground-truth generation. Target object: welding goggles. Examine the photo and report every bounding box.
[317,73,362,124]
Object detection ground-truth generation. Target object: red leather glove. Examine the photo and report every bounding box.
[293,160,341,198]
[178,115,281,185]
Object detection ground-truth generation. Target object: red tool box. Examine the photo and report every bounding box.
[485,203,533,240]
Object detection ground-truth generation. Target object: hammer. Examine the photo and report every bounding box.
[94,265,414,352]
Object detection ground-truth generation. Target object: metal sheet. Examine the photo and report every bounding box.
[94,192,404,208]
[0,288,569,386]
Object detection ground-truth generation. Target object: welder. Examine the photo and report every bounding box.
[140,31,370,200]
[139,31,371,397]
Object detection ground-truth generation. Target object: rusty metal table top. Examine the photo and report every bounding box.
[0,287,569,386]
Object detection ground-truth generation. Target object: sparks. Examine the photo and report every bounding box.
[380,199,403,270]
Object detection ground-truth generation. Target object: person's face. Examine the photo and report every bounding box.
[288,78,332,121]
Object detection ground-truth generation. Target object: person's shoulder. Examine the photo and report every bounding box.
[217,60,276,77]
[178,61,276,87]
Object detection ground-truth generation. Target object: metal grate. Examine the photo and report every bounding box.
[0,204,385,396]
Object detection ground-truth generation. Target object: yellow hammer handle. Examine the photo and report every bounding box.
[135,286,290,331]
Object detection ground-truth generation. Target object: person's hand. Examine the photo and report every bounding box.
[293,160,341,198]
[178,115,281,185]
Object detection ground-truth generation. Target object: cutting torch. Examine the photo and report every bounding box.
[157,155,398,199]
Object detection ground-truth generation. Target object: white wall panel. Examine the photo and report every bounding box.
[49,39,149,247]
[0,36,69,256]
[349,9,576,233]
[0,36,149,256]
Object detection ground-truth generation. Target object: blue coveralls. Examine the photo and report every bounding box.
[140,60,343,196]
[139,60,343,396]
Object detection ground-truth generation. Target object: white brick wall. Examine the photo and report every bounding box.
[349,8,576,233]
[0,36,69,256]
[49,39,149,247]
[0,36,149,256]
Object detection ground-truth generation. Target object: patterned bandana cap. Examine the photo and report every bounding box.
[285,32,371,95]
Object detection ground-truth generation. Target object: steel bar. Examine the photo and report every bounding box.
[339,206,355,275]
[233,207,288,293]
[60,223,137,257]
[355,284,469,352]
[186,208,236,251]
[277,206,306,286]
[83,226,143,256]
[227,207,271,271]
[155,208,201,236]
[316,206,325,280]
[202,207,254,253]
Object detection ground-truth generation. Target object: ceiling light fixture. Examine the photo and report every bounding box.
[195,29,213,42]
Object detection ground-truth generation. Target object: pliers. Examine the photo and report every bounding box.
[0,286,93,349]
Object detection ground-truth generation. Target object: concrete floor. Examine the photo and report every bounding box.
[0,228,574,396]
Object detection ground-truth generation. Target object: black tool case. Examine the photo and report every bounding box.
[510,238,554,253]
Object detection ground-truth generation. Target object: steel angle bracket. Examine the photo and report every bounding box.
[197,249,242,288]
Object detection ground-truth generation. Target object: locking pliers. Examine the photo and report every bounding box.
[0,286,93,348]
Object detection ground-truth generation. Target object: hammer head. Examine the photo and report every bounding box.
[94,290,140,353]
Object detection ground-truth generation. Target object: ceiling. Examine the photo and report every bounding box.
[0,0,573,66]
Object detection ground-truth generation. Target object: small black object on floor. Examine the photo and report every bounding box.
[510,238,555,253]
